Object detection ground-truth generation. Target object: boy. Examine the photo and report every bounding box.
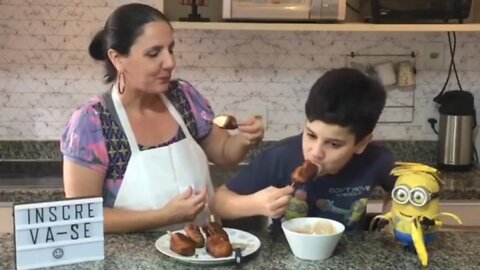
[212,68,396,231]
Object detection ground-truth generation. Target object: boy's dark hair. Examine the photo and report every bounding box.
[305,68,386,142]
[88,3,171,83]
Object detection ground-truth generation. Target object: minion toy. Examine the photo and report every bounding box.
[370,162,462,268]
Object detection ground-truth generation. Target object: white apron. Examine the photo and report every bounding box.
[111,87,213,231]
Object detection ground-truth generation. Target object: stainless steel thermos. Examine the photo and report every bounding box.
[435,90,476,171]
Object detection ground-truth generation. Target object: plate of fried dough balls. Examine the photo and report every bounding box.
[155,222,261,265]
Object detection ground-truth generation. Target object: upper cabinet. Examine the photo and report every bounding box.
[169,22,480,32]
[159,0,480,32]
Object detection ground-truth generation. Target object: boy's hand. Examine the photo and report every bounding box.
[253,185,294,218]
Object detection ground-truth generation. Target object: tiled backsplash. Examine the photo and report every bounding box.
[0,140,436,193]
[0,140,436,165]
[1,1,480,141]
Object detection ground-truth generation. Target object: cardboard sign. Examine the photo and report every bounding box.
[14,197,104,270]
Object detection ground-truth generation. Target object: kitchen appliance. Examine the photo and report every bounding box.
[435,90,476,171]
[371,0,473,23]
[180,0,210,21]
[222,0,347,21]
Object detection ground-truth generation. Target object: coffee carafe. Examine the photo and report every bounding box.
[435,90,476,171]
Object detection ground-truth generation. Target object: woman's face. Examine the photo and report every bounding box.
[122,21,176,94]
[302,120,371,176]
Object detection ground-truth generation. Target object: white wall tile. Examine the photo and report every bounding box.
[0,1,479,140]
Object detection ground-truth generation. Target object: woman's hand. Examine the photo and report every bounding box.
[237,116,265,147]
[201,115,264,166]
[252,185,294,218]
[163,186,208,224]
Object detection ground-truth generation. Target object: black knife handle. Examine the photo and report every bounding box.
[234,247,242,264]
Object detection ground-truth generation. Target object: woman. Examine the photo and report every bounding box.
[61,3,264,233]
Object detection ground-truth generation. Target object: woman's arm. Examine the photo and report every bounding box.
[178,80,263,165]
[63,161,206,233]
[200,117,264,166]
[63,160,168,232]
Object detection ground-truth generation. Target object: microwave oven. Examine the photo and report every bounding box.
[371,0,473,23]
[222,0,347,21]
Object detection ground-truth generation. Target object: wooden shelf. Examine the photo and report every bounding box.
[171,22,480,32]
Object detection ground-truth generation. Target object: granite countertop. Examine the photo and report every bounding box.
[1,230,480,270]
[2,161,480,203]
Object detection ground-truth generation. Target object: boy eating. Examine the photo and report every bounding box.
[212,68,396,231]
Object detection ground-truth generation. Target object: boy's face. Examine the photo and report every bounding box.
[302,120,372,176]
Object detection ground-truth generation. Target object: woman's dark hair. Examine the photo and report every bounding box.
[305,68,386,143]
[88,3,171,83]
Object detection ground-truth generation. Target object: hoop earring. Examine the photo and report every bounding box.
[117,72,126,94]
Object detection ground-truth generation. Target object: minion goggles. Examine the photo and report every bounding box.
[392,185,440,207]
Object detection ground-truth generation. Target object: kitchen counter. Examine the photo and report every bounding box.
[1,230,479,270]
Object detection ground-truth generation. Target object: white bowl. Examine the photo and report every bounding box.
[282,217,345,261]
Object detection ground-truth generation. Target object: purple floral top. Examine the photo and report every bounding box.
[60,80,214,207]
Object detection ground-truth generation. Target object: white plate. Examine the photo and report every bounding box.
[155,228,261,265]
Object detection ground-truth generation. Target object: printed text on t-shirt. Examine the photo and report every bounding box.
[329,186,371,197]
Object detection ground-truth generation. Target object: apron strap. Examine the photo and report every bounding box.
[111,85,195,154]
[111,87,140,153]
[160,94,194,141]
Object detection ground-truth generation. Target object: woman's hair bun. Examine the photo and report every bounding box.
[88,30,106,60]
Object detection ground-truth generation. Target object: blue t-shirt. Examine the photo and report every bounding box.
[225,134,396,231]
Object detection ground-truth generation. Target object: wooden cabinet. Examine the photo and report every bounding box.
[158,0,480,29]
[367,200,480,232]
[439,200,480,231]
[167,22,480,32]
[468,0,480,23]
[0,202,13,233]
